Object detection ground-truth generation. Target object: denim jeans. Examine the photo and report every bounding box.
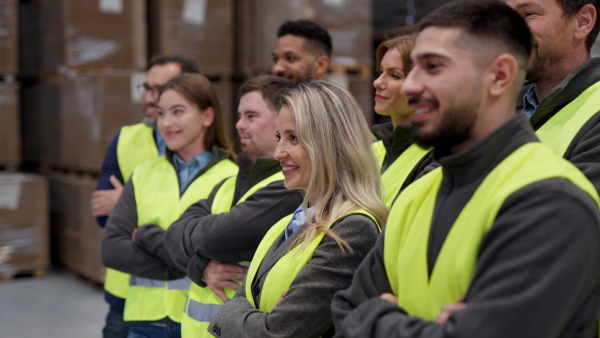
[103,307,130,338]
[127,322,181,338]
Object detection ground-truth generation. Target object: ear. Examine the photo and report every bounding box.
[488,54,518,98]
[574,4,596,41]
[313,55,330,77]
[202,106,216,128]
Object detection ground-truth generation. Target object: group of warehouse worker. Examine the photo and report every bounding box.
[89,0,600,337]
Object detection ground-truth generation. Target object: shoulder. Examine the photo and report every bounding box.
[329,214,380,247]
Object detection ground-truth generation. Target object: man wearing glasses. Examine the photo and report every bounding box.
[91,55,199,338]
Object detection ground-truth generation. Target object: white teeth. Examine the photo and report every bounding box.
[282,166,298,171]
[415,108,432,115]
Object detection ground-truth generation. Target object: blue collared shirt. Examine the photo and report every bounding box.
[522,85,539,119]
[284,204,315,240]
[154,129,167,156]
[173,151,214,192]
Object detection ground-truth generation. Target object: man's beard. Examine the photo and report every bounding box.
[412,93,479,153]
[142,104,157,128]
[526,43,562,84]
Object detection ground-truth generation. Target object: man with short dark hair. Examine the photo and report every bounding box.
[331,1,600,337]
[92,54,198,338]
[508,0,600,193]
[272,19,332,82]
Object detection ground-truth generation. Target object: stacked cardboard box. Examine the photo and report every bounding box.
[0,173,49,278]
[0,0,20,166]
[0,83,20,165]
[20,0,146,76]
[148,0,239,143]
[22,71,144,172]
[19,0,148,282]
[48,174,104,284]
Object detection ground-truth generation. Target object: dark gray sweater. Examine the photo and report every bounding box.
[332,114,600,338]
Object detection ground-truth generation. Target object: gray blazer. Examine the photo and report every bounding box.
[208,214,380,338]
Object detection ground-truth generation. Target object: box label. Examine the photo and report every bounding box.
[324,0,345,7]
[183,0,207,25]
[0,183,21,210]
[99,0,124,14]
[131,72,147,103]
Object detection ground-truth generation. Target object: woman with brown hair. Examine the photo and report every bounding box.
[101,73,238,338]
[372,35,433,207]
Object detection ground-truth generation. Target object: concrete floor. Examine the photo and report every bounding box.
[0,267,106,337]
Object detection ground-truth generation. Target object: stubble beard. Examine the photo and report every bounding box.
[413,93,480,153]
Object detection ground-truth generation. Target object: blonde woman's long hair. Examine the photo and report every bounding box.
[281,81,388,252]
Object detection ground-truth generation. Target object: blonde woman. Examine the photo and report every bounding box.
[372,35,433,207]
[208,81,387,337]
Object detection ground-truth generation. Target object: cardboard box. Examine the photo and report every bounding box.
[22,70,144,171]
[149,0,234,76]
[0,83,20,165]
[49,173,104,284]
[241,0,372,77]
[0,0,18,75]
[0,173,49,276]
[20,0,146,76]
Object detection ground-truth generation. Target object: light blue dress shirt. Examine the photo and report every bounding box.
[522,85,539,119]
[154,129,167,156]
[284,204,315,240]
[172,151,214,193]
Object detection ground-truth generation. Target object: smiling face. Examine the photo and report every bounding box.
[506,0,574,84]
[401,27,484,152]
[157,89,214,160]
[236,91,279,162]
[272,34,319,83]
[142,62,182,127]
[274,105,311,191]
[373,48,413,124]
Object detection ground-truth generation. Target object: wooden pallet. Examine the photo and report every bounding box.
[0,266,47,281]
[38,164,99,180]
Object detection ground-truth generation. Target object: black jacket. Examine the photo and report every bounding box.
[332,114,600,338]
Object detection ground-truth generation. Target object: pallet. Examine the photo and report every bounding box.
[329,64,372,79]
[38,164,99,180]
[0,267,47,281]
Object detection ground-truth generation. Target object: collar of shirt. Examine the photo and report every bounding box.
[522,85,539,119]
[284,204,315,240]
[173,150,214,193]
[154,129,167,156]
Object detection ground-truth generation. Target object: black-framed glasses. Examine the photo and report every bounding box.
[137,83,163,99]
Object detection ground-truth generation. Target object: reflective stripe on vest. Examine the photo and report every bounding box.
[123,156,238,323]
[536,80,600,157]
[181,171,284,338]
[380,143,429,208]
[245,210,380,312]
[105,123,159,300]
[383,142,599,321]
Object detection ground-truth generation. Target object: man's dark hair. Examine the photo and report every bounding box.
[148,55,200,74]
[240,75,293,112]
[420,0,532,62]
[277,20,333,58]
[556,0,600,52]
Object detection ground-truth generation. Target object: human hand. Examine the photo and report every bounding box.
[380,293,398,304]
[90,175,124,216]
[203,260,249,301]
[274,292,287,308]
[435,297,467,324]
